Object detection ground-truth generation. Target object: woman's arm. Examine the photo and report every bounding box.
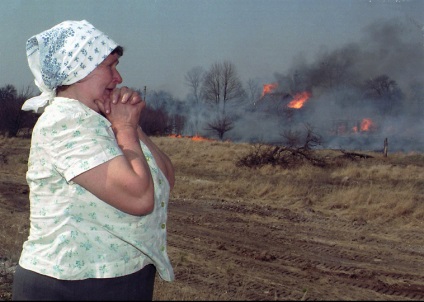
[137,127,175,190]
[72,90,155,216]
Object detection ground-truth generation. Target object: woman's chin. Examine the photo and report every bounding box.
[104,89,113,99]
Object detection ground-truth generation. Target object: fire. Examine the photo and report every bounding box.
[191,134,213,142]
[169,134,183,138]
[262,83,278,97]
[168,134,213,142]
[287,91,311,109]
[360,118,374,131]
[352,118,375,132]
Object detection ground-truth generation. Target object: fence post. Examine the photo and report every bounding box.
[383,138,388,157]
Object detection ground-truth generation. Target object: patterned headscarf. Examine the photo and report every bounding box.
[22,20,119,113]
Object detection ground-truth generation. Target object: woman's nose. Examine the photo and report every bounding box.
[114,69,123,84]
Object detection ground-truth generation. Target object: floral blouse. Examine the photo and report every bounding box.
[19,97,174,281]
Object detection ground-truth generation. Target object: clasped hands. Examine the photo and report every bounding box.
[96,86,144,130]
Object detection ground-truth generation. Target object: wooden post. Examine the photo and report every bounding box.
[383,137,388,157]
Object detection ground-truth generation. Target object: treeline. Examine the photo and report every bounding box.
[0,85,39,137]
[0,84,186,138]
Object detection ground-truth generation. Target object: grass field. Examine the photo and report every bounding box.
[1,135,423,300]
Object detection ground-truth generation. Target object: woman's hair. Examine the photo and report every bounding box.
[57,46,124,94]
[111,46,124,56]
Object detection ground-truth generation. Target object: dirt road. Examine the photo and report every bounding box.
[2,187,424,300]
[1,141,424,300]
[156,197,424,300]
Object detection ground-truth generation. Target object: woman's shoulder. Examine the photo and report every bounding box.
[33,97,110,137]
[48,97,89,116]
[38,98,82,121]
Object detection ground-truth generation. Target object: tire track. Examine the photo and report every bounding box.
[166,198,424,300]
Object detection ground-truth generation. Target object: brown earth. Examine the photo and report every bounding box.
[1,138,424,300]
[155,197,424,301]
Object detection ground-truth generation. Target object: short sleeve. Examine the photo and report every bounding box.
[44,105,123,182]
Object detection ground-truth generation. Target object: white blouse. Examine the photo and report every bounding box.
[19,97,174,281]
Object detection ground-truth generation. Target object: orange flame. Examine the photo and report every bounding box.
[169,134,183,138]
[352,118,375,132]
[288,91,311,109]
[360,118,374,131]
[191,134,213,142]
[168,134,213,142]
[262,83,278,97]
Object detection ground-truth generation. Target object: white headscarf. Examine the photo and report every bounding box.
[22,20,119,113]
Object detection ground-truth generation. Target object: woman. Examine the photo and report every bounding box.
[12,20,175,301]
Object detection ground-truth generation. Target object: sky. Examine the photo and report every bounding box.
[0,0,423,100]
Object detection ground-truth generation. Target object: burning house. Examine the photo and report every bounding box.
[255,83,372,131]
[194,18,423,152]
[251,82,387,150]
[254,83,313,120]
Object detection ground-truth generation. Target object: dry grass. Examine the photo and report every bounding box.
[154,136,424,227]
[0,136,31,262]
[0,135,423,300]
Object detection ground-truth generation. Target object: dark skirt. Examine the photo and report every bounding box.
[12,264,156,301]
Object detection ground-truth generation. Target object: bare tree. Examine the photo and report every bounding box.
[280,129,302,148]
[205,115,234,140]
[363,74,403,115]
[364,75,398,98]
[281,123,322,150]
[185,67,206,135]
[0,85,17,135]
[139,106,172,136]
[246,78,261,105]
[137,89,187,136]
[237,123,325,169]
[301,123,323,150]
[201,61,245,115]
[0,84,37,137]
[307,45,360,91]
[185,66,204,104]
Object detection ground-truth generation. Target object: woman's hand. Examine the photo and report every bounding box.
[81,86,155,215]
[108,99,145,131]
[101,86,143,115]
[97,87,145,129]
[111,86,142,105]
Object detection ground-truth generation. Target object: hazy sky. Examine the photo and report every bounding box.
[1,0,423,99]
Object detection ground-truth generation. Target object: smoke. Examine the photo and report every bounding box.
[177,17,423,152]
[228,17,424,152]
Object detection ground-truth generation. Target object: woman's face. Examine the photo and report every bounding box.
[75,53,123,111]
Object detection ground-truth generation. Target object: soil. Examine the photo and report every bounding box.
[157,197,424,301]
[1,143,424,301]
[2,189,424,301]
